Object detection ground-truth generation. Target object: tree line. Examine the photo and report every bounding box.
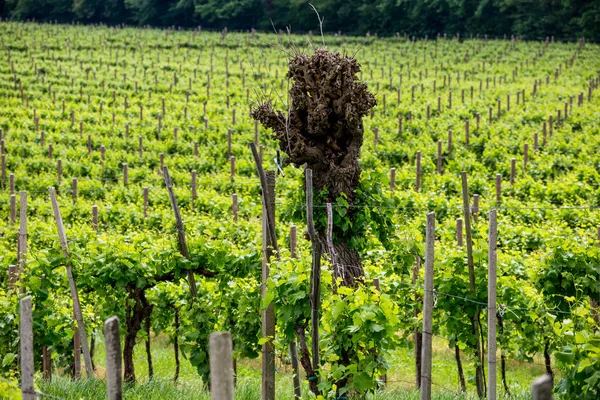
[0,0,599,41]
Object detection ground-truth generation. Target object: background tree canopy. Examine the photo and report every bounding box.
[0,0,598,40]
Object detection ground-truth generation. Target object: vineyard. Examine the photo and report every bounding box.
[0,20,600,400]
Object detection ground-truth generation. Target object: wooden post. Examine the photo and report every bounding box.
[261,170,276,400]
[420,212,435,400]
[43,346,52,381]
[437,140,442,175]
[123,163,128,186]
[18,192,27,278]
[289,225,302,399]
[1,154,5,187]
[163,167,198,298]
[72,178,78,202]
[496,174,502,206]
[510,158,516,185]
[488,209,498,400]
[230,156,236,179]
[416,151,421,192]
[325,203,339,276]
[49,187,94,376]
[92,205,98,232]
[104,316,123,400]
[390,168,396,190]
[456,218,463,246]
[143,188,149,218]
[227,128,232,158]
[57,160,62,186]
[10,194,16,224]
[254,120,259,145]
[472,194,480,222]
[461,173,476,289]
[398,117,403,138]
[543,122,547,145]
[210,332,234,400]
[232,194,238,222]
[532,375,553,400]
[20,296,35,400]
[524,144,529,170]
[461,172,485,398]
[74,324,81,378]
[8,265,17,290]
[249,143,279,252]
[306,168,321,387]
[191,170,197,208]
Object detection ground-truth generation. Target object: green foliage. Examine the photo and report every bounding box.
[556,325,600,399]
[319,282,401,397]
[0,21,599,399]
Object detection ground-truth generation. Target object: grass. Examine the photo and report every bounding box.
[37,335,546,399]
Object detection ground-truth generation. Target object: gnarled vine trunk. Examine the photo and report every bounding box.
[252,49,375,287]
[252,48,376,396]
[124,287,152,383]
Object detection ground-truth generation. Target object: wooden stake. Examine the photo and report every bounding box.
[43,346,52,381]
[92,205,98,232]
[532,375,553,400]
[460,172,485,398]
[420,212,435,400]
[261,170,276,400]
[20,296,35,400]
[232,193,238,222]
[437,140,443,175]
[143,188,149,218]
[123,163,128,185]
[18,192,27,278]
[210,332,234,400]
[74,325,81,378]
[191,170,197,207]
[289,224,301,399]
[306,168,321,385]
[10,193,16,224]
[8,265,17,290]
[488,209,498,400]
[227,129,232,158]
[49,187,94,376]
[57,160,62,187]
[495,174,502,206]
[72,178,78,202]
[250,143,278,251]
[510,159,516,185]
[416,151,422,192]
[472,194,480,222]
[163,167,198,298]
[104,316,123,400]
